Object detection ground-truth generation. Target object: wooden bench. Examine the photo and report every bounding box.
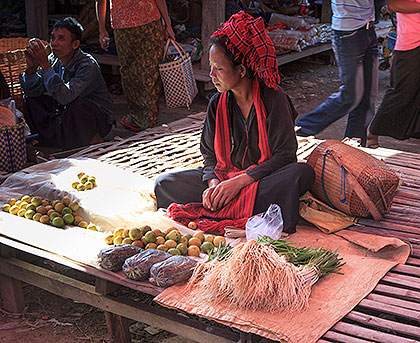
[1,115,419,342]
[0,234,241,343]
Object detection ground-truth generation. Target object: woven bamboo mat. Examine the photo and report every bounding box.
[70,112,206,178]
[319,146,420,342]
[70,114,320,179]
[0,113,319,182]
[70,118,420,342]
[3,112,419,341]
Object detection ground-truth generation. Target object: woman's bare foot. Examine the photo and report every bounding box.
[366,131,380,149]
[89,132,103,145]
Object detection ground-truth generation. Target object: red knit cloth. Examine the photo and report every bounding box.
[167,79,272,234]
[211,11,280,90]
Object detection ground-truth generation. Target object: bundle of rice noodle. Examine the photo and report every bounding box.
[187,240,312,312]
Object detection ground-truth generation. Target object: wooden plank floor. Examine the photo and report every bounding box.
[67,118,418,342]
[323,148,420,343]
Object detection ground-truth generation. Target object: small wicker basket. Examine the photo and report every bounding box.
[159,39,198,109]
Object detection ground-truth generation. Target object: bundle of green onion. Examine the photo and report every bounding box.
[257,235,345,281]
[188,238,345,312]
[206,242,233,262]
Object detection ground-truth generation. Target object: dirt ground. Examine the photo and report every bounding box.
[1,55,419,343]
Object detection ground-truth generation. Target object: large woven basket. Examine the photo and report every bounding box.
[306,140,401,220]
[0,39,50,111]
[0,49,27,110]
[0,38,30,53]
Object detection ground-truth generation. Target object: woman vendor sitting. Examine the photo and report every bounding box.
[154,11,315,234]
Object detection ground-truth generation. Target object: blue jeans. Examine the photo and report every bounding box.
[296,26,378,146]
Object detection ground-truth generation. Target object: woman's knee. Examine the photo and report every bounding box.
[154,173,176,208]
[340,86,363,110]
[294,162,316,193]
[154,173,173,195]
[262,162,315,193]
[154,169,205,208]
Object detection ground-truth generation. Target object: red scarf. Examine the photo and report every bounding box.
[211,11,280,90]
[167,80,272,233]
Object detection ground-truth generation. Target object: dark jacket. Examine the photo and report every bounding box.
[200,82,298,183]
[21,48,114,121]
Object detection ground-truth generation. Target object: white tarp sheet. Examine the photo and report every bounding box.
[0,158,156,232]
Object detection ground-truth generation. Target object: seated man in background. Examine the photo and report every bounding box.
[21,17,114,149]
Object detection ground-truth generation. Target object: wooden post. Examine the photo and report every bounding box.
[104,311,131,343]
[96,278,131,343]
[25,0,49,40]
[0,245,25,313]
[95,278,120,295]
[321,0,332,23]
[200,0,225,72]
[0,275,25,313]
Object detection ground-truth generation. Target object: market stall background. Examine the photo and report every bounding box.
[1,1,420,343]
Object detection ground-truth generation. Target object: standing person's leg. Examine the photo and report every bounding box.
[137,20,164,129]
[369,45,420,139]
[296,29,367,136]
[154,168,208,209]
[114,20,164,130]
[253,163,315,234]
[345,28,378,146]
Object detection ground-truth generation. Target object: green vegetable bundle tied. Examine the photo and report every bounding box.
[187,238,346,312]
[258,235,346,286]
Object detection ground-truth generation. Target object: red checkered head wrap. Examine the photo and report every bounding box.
[211,11,280,89]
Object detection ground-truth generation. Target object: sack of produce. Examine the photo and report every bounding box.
[98,244,143,271]
[306,140,401,220]
[149,255,197,288]
[122,249,171,281]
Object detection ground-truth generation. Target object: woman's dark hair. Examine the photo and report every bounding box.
[53,17,84,42]
[0,71,10,100]
[210,35,255,79]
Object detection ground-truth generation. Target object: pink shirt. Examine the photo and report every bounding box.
[110,0,161,30]
[395,0,420,51]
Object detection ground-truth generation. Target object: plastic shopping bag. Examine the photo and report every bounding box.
[246,203,283,241]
